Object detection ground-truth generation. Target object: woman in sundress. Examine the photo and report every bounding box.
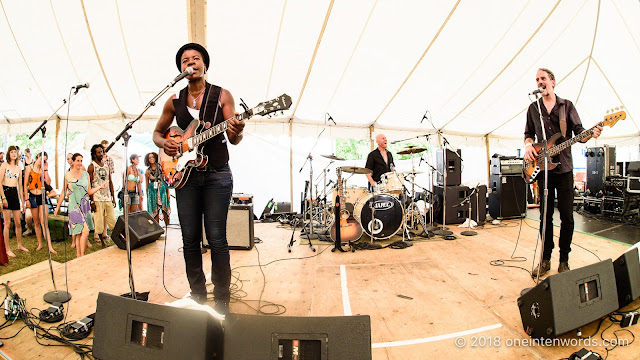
[54,153,107,257]
[144,152,170,225]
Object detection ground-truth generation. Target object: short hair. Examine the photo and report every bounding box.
[35,151,48,160]
[144,152,158,167]
[25,148,31,153]
[90,144,103,161]
[130,154,140,163]
[71,153,83,162]
[101,140,109,146]
[538,68,555,81]
[6,146,17,164]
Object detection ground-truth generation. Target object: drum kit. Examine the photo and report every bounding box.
[305,146,438,244]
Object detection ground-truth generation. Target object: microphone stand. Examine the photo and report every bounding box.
[30,98,72,304]
[461,185,478,236]
[104,77,179,300]
[532,94,550,284]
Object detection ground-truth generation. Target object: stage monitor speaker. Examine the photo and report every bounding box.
[112,211,164,250]
[227,204,254,250]
[434,185,469,224]
[436,148,462,186]
[224,313,372,360]
[517,259,619,338]
[488,174,526,219]
[93,292,223,360]
[613,247,640,308]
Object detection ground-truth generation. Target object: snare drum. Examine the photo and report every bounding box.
[381,172,404,194]
[354,193,404,239]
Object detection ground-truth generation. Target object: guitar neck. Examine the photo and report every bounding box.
[337,171,345,212]
[548,121,603,157]
[192,109,254,147]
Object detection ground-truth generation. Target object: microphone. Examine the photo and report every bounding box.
[529,87,544,95]
[327,113,336,125]
[170,67,194,86]
[420,110,429,123]
[419,156,424,166]
[72,83,90,90]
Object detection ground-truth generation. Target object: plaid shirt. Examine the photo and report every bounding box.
[104,154,115,174]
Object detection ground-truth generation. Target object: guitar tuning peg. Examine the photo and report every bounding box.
[620,105,625,109]
[615,107,619,111]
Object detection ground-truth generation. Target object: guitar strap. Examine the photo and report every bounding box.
[559,102,567,138]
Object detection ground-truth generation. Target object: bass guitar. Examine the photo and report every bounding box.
[522,110,626,183]
[160,94,292,189]
[330,168,363,243]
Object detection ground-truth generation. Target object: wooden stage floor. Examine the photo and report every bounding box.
[0,218,639,360]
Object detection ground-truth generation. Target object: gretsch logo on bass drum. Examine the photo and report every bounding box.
[374,200,394,210]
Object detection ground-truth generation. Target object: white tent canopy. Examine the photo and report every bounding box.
[1,0,639,213]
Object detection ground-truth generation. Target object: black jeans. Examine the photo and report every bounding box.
[537,171,574,262]
[176,164,233,303]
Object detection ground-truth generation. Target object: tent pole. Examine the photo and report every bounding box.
[55,116,61,188]
[289,119,293,210]
[187,0,207,46]
[485,135,491,185]
[369,125,374,150]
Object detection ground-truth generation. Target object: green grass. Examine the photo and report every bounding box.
[0,219,114,276]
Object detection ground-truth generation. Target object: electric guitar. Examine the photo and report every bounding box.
[522,110,626,183]
[330,168,363,243]
[160,94,292,189]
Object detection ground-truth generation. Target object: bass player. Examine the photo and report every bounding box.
[524,68,601,278]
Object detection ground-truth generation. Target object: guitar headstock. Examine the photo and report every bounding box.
[603,107,626,127]
[253,94,292,117]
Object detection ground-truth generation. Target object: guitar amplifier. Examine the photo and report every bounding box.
[231,193,253,205]
[490,156,524,175]
[227,204,254,250]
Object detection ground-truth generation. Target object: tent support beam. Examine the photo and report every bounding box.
[289,119,293,210]
[369,125,375,150]
[187,0,207,47]
[485,135,491,185]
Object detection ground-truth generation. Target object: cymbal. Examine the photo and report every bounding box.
[397,148,427,155]
[321,154,345,161]
[339,166,372,174]
[403,170,424,175]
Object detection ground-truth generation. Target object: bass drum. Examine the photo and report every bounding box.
[354,193,405,239]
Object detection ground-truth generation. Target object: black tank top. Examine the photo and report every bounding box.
[173,83,229,168]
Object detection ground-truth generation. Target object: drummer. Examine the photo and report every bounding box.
[365,133,395,191]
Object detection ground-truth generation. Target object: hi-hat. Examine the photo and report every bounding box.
[403,170,424,175]
[321,154,345,161]
[340,166,372,174]
[398,148,427,155]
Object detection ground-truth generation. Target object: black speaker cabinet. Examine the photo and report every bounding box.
[434,185,469,224]
[436,148,462,186]
[112,211,164,250]
[517,259,619,338]
[471,185,487,223]
[93,292,223,360]
[224,313,372,360]
[585,146,616,196]
[614,247,640,308]
[227,204,254,250]
[488,174,526,219]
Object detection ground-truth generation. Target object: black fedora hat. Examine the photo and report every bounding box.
[175,43,210,71]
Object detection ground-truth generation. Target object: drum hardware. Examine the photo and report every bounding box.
[397,147,427,155]
[321,154,345,161]
[340,166,373,174]
[296,154,318,252]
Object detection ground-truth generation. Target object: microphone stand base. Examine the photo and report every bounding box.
[44,290,71,304]
[433,229,453,236]
[461,230,477,236]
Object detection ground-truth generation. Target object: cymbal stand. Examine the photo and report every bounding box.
[421,159,440,232]
[317,161,333,229]
[368,188,378,243]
